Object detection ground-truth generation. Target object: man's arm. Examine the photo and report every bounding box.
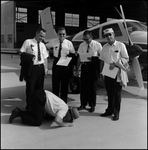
[99,60,105,81]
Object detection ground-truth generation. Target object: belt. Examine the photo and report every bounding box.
[81,62,90,65]
[34,64,43,67]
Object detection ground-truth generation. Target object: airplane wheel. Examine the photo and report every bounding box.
[69,76,81,94]
[142,68,147,81]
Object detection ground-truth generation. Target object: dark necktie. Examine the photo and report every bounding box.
[58,41,62,58]
[87,44,89,53]
[37,42,41,61]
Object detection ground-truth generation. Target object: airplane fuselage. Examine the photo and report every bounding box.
[67,19,147,81]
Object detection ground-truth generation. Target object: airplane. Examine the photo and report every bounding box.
[40,6,147,93]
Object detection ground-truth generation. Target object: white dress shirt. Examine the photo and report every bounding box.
[44,90,68,119]
[77,40,102,56]
[46,38,75,58]
[20,38,48,65]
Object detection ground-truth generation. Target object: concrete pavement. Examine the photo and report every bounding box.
[1,54,147,149]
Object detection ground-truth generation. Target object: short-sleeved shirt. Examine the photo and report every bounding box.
[20,38,48,65]
[100,40,129,82]
[44,90,68,119]
[46,38,75,58]
[77,40,102,56]
[100,40,129,64]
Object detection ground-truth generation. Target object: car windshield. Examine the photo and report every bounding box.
[123,21,147,34]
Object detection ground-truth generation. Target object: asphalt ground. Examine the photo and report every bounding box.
[1,53,147,149]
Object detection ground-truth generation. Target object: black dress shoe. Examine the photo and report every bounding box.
[9,107,21,123]
[89,107,95,113]
[78,106,85,110]
[100,112,112,117]
[112,116,119,121]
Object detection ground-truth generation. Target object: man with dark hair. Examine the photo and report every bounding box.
[76,30,102,112]
[9,90,79,127]
[19,27,49,111]
[46,27,76,103]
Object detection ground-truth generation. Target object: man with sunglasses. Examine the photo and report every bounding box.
[99,28,129,121]
[76,30,102,112]
[46,27,75,103]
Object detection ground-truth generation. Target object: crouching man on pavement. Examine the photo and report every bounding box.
[9,90,79,127]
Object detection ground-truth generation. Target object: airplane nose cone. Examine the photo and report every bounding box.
[127,44,143,58]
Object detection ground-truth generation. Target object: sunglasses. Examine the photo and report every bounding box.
[59,33,66,36]
[105,33,112,37]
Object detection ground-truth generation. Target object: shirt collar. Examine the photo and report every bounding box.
[59,39,65,43]
[84,40,93,46]
[33,38,39,43]
[107,40,117,46]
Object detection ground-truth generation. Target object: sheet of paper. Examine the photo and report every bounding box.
[101,63,119,79]
[79,53,92,62]
[56,57,72,66]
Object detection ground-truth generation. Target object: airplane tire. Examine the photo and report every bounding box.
[69,76,81,94]
[142,68,147,81]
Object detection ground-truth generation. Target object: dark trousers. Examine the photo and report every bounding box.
[52,58,70,103]
[104,76,122,117]
[25,64,45,108]
[80,63,98,108]
[19,90,46,126]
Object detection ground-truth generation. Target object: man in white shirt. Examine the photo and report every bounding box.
[99,28,129,121]
[19,27,49,111]
[76,30,102,112]
[9,90,79,127]
[46,27,76,103]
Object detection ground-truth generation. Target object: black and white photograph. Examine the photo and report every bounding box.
[1,0,147,149]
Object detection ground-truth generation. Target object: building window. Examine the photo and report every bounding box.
[16,7,27,23]
[65,13,79,27]
[87,16,100,28]
[8,34,12,43]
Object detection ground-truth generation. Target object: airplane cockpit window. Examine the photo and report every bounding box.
[124,21,147,34]
[102,23,122,38]
[91,28,99,39]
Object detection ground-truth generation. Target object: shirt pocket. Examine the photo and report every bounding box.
[53,45,59,56]
[112,50,120,62]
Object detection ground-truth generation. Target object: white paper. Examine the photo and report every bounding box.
[101,63,119,79]
[56,57,72,66]
[79,53,92,62]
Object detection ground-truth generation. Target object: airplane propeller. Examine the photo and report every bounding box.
[120,5,144,90]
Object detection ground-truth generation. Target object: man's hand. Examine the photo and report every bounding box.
[109,63,116,70]
[115,59,130,72]
[54,116,73,127]
[87,57,92,61]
